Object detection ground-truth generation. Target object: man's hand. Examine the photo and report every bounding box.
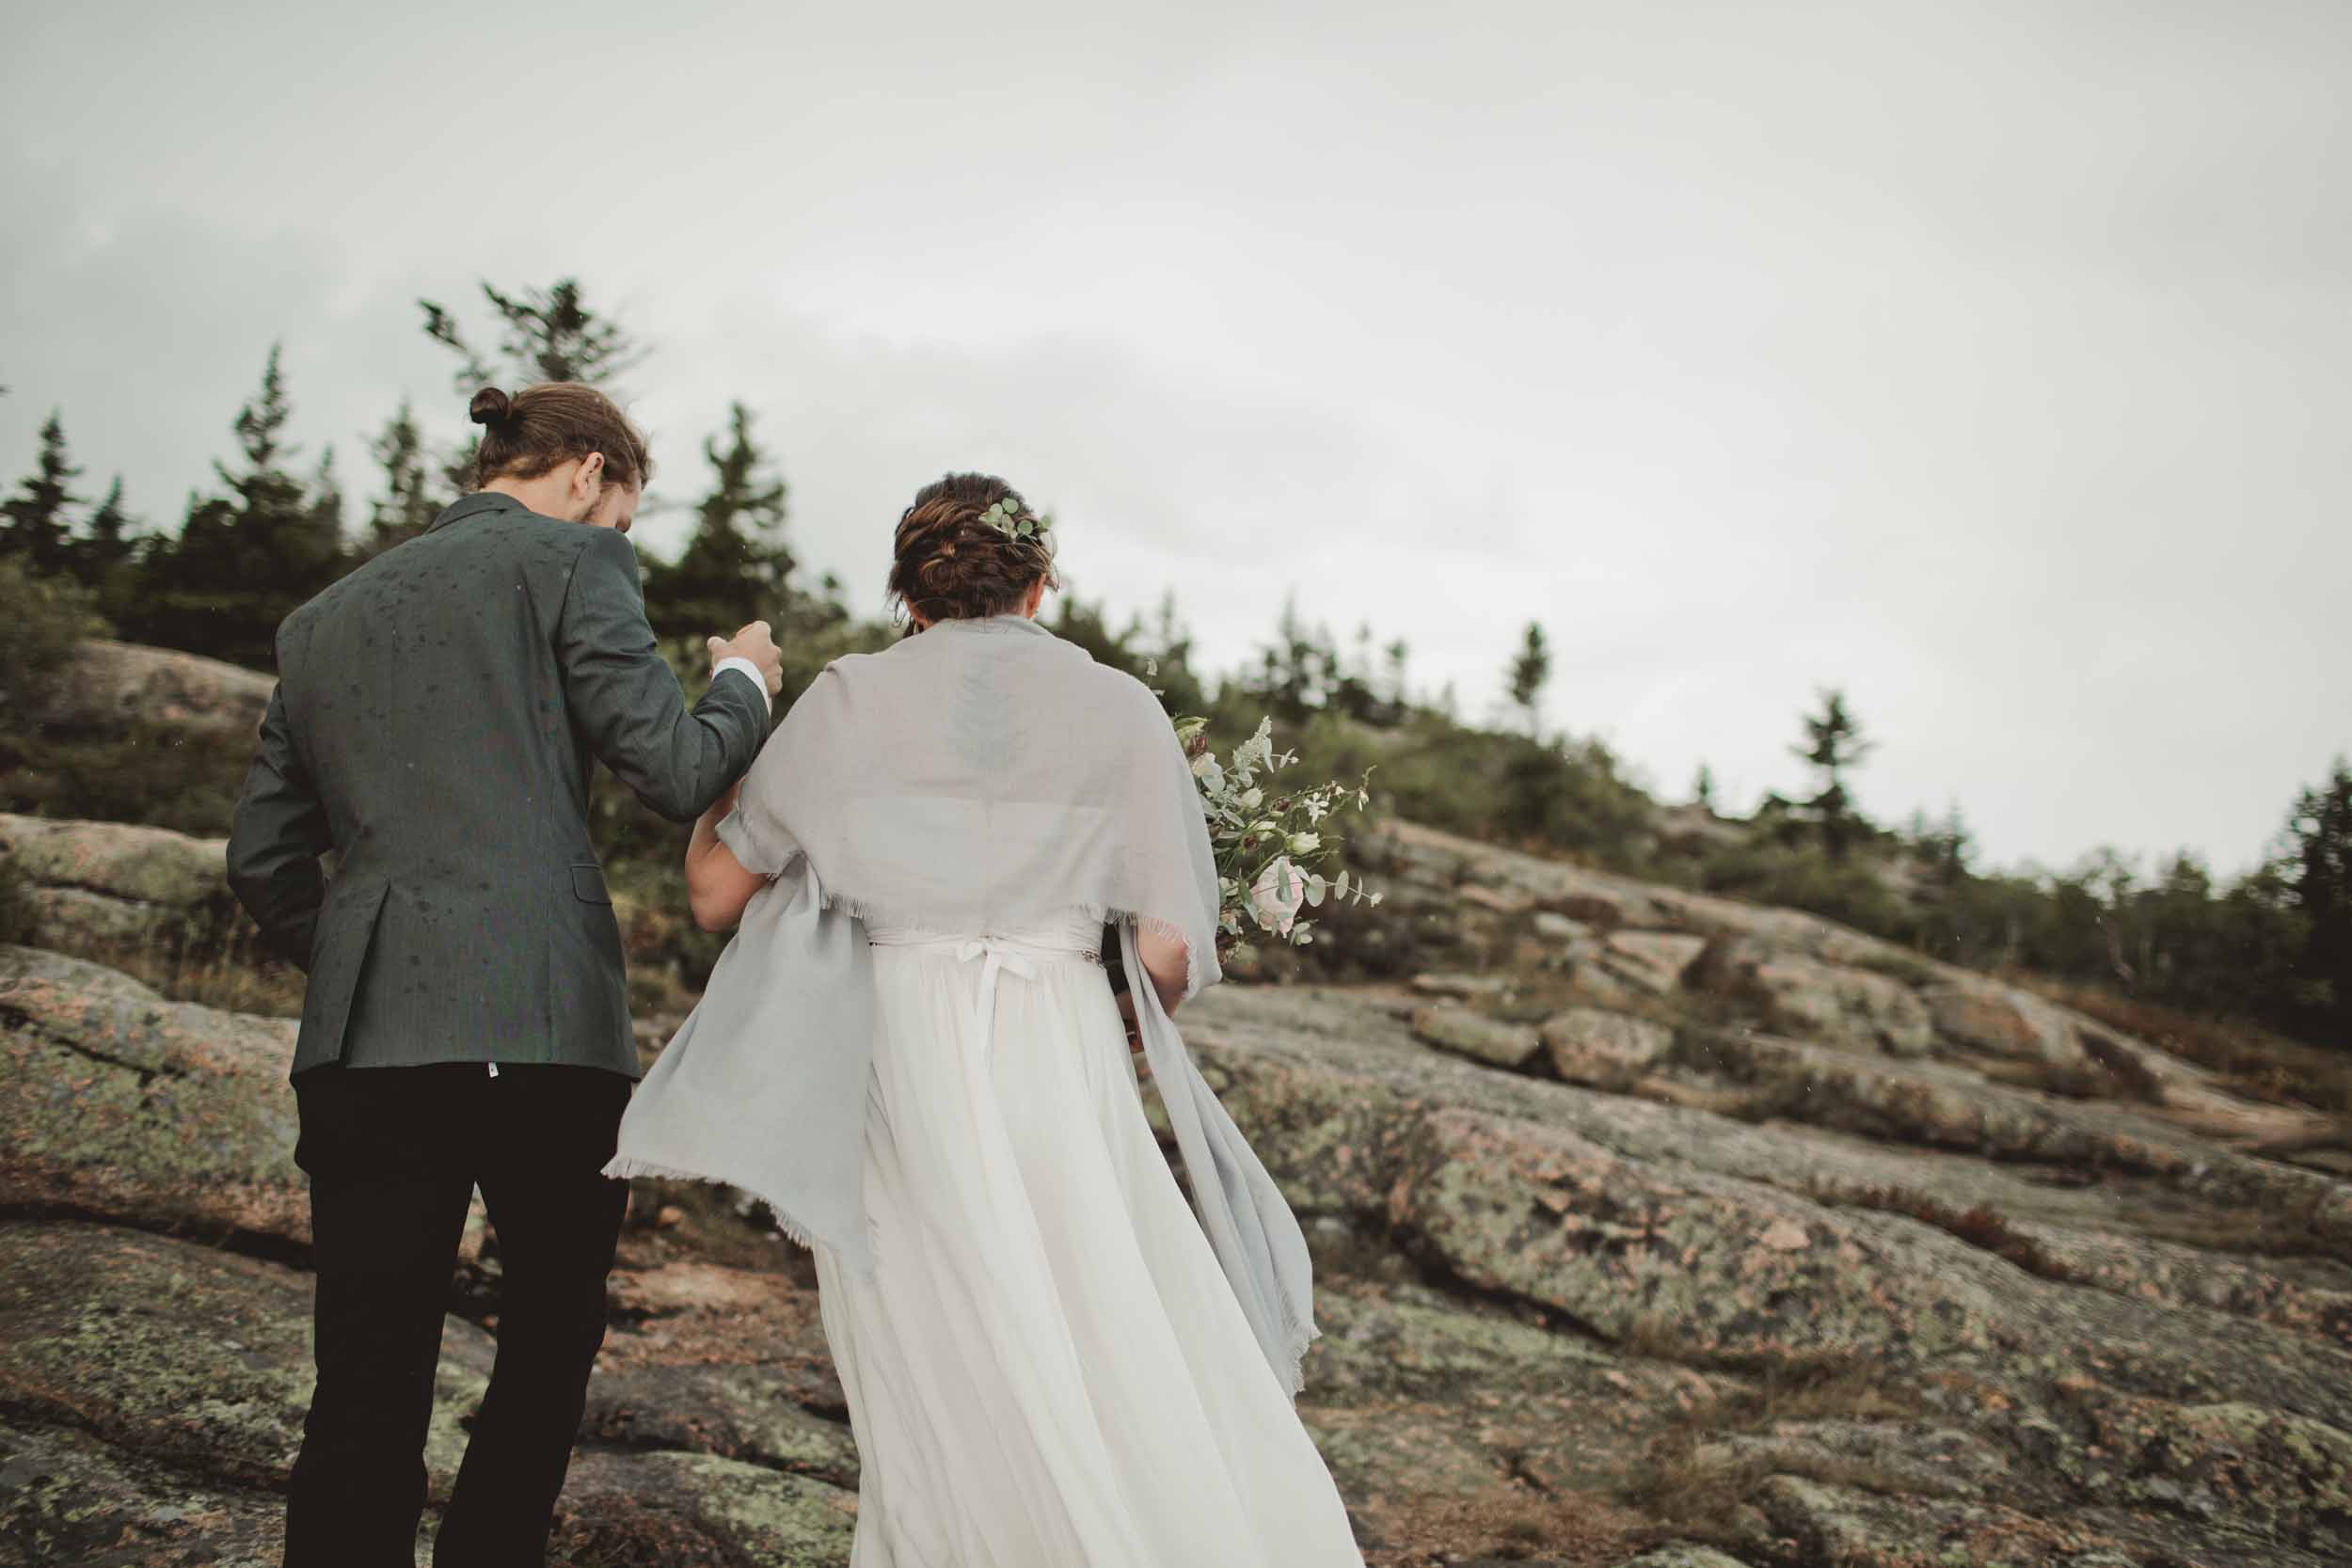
[708,620,784,697]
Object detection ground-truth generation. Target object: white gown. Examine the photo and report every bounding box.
[808,911,1366,1568]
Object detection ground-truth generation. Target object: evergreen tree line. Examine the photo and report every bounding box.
[0,280,825,673]
[1073,582,2350,1051]
[2,279,2345,1050]
[1716,689,2350,1050]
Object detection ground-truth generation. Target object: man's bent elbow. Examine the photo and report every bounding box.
[645,786,704,826]
[650,766,735,827]
[223,856,283,944]
[224,864,261,924]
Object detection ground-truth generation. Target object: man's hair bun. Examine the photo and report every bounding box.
[464,382,652,491]
[469,387,514,427]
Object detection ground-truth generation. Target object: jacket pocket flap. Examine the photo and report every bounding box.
[570,864,612,905]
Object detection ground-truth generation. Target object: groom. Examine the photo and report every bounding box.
[227,382,781,1568]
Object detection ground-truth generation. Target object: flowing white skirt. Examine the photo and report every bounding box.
[808,914,1365,1568]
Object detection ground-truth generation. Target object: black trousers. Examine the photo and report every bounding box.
[284,1061,632,1568]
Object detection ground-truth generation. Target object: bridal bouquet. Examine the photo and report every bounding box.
[1173,712,1380,959]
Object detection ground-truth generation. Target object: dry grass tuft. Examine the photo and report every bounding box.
[1611,1318,1917,1426]
[1966,1053,2132,1101]
[1610,1310,1694,1366]
[1828,1184,2072,1280]
[1613,1339,1924,1548]
[1851,948,1944,990]
[54,938,308,1018]
[1354,1485,1648,1568]
[1623,1427,1929,1544]
[2009,971,2352,1116]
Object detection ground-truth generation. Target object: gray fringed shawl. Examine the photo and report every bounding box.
[603,612,1320,1399]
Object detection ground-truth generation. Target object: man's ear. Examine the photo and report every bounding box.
[574,451,607,498]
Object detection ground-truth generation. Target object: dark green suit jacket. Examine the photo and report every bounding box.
[225,492,771,1079]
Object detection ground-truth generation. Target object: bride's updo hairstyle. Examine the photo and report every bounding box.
[885,471,1060,627]
[467,383,653,492]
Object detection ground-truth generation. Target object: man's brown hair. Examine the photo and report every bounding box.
[467,383,652,491]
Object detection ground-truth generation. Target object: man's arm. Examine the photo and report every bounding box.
[556,526,772,823]
[226,684,331,972]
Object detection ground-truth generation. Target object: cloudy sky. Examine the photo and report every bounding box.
[4,0,2344,877]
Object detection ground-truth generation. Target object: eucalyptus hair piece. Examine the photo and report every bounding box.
[978,498,1047,542]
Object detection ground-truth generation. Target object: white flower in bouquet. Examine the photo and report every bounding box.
[1233,719,1278,778]
[1249,856,1309,937]
[1169,708,1380,959]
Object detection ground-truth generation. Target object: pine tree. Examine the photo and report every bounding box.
[1,411,85,578]
[364,401,440,554]
[1152,590,1191,668]
[77,476,137,588]
[2284,756,2352,1044]
[643,403,793,642]
[421,278,646,388]
[1507,622,1550,735]
[121,346,347,669]
[420,277,649,493]
[1693,763,1717,813]
[1919,801,1973,887]
[1248,592,1327,721]
[1791,687,1874,859]
[310,446,345,545]
[1328,620,1381,721]
[1136,589,1208,718]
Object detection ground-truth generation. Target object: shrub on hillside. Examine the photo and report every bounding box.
[1,727,255,838]
[0,557,107,722]
[1693,836,1915,941]
[1231,706,1656,872]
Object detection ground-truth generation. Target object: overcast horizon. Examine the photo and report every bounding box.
[5,0,2345,880]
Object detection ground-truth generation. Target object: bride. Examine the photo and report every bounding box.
[604,473,1367,1566]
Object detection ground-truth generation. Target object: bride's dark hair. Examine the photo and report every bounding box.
[885,472,1059,626]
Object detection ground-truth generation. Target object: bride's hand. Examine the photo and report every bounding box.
[1116,991,1151,1081]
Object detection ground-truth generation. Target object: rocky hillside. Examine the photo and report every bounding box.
[3,804,2349,1567]
[24,638,276,738]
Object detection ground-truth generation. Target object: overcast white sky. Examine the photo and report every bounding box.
[4,0,2344,878]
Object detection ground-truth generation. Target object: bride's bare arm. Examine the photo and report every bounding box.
[685,780,766,931]
[1117,925,1192,1082]
[1136,923,1189,1017]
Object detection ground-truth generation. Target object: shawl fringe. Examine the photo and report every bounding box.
[602,1153,884,1273]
